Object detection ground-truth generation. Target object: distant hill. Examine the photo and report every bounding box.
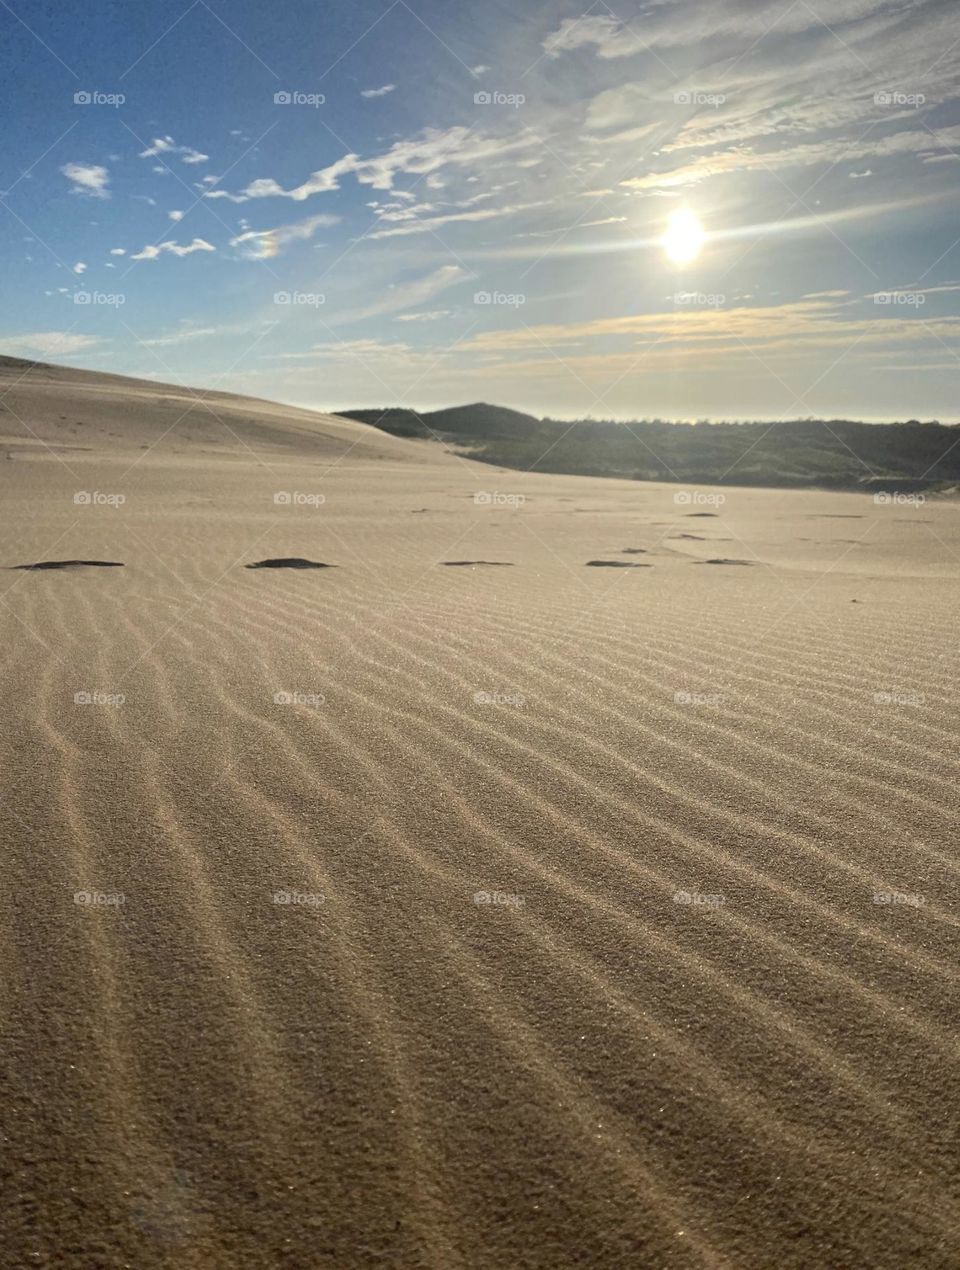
[337,403,960,490]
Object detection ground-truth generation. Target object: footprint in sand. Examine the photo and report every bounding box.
[246,558,335,570]
[12,560,124,570]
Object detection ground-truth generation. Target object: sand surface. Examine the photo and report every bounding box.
[1,360,958,1267]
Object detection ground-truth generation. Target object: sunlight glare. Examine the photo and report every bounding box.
[663,208,705,265]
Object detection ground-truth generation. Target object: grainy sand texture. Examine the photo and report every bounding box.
[1,359,958,1268]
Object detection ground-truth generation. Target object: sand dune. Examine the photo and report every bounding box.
[1,359,958,1267]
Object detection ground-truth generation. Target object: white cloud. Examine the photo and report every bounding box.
[471,64,490,75]
[139,326,219,347]
[543,15,642,60]
[168,210,185,221]
[395,309,452,322]
[621,124,960,191]
[130,238,216,261]
[139,136,209,165]
[367,200,546,239]
[109,248,126,256]
[334,264,465,324]
[73,262,87,274]
[361,83,395,98]
[206,127,536,202]
[1,332,100,356]
[229,213,339,260]
[61,162,110,199]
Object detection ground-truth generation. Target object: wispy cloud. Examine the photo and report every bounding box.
[206,127,535,202]
[229,213,339,260]
[139,136,209,165]
[331,264,466,325]
[61,162,110,198]
[130,238,216,261]
[361,83,395,98]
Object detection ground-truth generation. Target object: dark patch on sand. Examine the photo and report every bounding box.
[246,558,334,570]
[699,558,754,566]
[12,560,124,570]
[586,560,652,568]
[442,560,514,567]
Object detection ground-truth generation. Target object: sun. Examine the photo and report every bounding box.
[662,208,705,265]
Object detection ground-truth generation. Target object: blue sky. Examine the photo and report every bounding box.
[2,0,960,419]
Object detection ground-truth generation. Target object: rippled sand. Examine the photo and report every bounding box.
[2,359,958,1267]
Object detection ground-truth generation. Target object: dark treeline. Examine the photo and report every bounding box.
[338,403,959,490]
